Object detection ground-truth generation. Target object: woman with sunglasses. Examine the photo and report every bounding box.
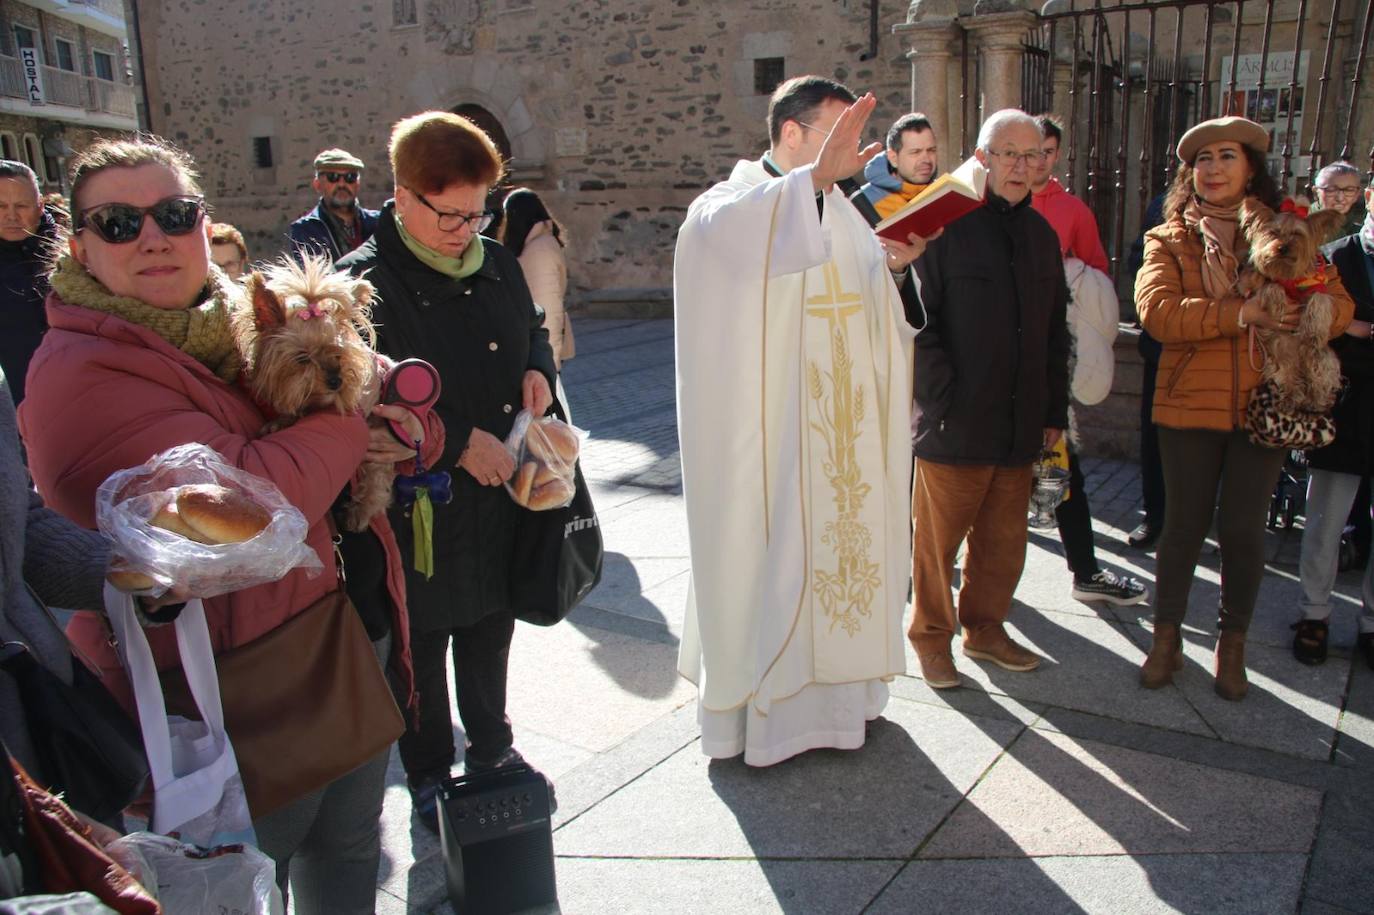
[336,112,558,833]
[17,137,431,914]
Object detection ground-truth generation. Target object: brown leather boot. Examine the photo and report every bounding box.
[1214,630,1249,701]
[1139,622,1183,689]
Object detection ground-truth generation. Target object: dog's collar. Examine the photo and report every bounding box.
[1275,254,1330,300]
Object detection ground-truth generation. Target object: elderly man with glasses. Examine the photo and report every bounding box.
[1313,161,1366,239]
[908,108,1072,689]
[287,147,381,265]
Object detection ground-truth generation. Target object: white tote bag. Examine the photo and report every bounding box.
[104,583,256,848]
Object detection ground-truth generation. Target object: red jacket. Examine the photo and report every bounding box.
[1031,177,1110,274]
[18,295,439,713]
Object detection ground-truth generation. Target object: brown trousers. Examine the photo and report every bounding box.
[909,459,1035,657]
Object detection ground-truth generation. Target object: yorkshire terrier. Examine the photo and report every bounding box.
[1237,197,1347,416]
[233,255,394,532]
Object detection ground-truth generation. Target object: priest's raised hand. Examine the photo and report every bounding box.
[810,92,884,194]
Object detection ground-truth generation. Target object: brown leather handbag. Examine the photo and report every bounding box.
[160,588,403,819]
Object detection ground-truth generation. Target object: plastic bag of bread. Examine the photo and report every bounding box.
[96,442,323,599]
[502,409,582,512]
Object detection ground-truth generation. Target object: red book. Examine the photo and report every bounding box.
[874,156,988,242]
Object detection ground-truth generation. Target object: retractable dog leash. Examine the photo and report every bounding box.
[383,359,452,579]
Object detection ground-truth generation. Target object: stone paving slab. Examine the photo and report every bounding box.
[507,615,696,753]
[900,606,1216,738]
[919,728,1321,859]
[870,853,1309,915]
[554,697,1021,860]
[550,858,902,915]
[1335,663,1374,768]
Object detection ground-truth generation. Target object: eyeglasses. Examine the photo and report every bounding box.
[318,171,359,184]
[75,195,206,244]
[411,190,493,233]
[989,149,1048,168]
[795,120,828,137]
[1317,186,1361,198]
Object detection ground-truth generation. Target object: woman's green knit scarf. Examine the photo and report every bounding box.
[394,212,485,279]
[50,255,241,383]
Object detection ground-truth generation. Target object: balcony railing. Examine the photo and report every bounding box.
[0,54,135,119]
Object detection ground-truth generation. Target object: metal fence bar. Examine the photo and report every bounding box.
[1088,6,1104,203]
[1113,5,1132,279]
[1341,0,1374,162]
[1141,8,1158,237]
[1201,1,1217,117]
[1255,0,1276,100]
[1167,7,1186,189]
[1048,20,1059,111]
[1226,0,1246,101]
[1280,0,1309,191]
[1306,0,1342,174]
[1068,12,1083,193]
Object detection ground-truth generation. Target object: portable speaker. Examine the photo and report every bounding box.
[437,763,559,914]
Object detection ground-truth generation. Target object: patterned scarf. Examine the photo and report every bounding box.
[1182,195,1247,299]
[49,255,242,382]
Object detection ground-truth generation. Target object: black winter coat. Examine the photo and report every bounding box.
[336,204,556,630]
[911,193,1071,466]
[0,209,57,407]
[1309,234,1374,476]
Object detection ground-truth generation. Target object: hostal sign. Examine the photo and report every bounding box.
[20,48,43,106]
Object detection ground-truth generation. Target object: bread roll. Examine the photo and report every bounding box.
[526,477,575,511]
[533,462,563,488]
[150,502,213,543]
[175,484,272,544]
[526,421,579,466]
[107,568,158,592]
[513,462,538,506]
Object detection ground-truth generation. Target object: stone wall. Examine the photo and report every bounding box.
[135,0,917,292]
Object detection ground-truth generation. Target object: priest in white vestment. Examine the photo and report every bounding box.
[674,77,936,766]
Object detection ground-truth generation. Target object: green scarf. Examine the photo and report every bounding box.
[394,212,485,279]
[50,255,241,383]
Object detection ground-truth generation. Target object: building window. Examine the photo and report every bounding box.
[54,39,75,72]
[754,57,785,96]
[0,134,15,161]
[13,26,36,55]
[92,50,114,82]
[252,136,274,169]
[393,0,418,26]
[22,136,43,182]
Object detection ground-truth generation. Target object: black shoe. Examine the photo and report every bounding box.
[1359,633,1374,671]
[1128,523,1160,549]
[1290,619,1329,666]
[408,776,443,834]
[1071,571,1149,606]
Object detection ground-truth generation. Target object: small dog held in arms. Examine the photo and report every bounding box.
[233,255,394,532]
[1237,197,1346,423]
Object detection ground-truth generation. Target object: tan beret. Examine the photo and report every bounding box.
[1176,117,1269,164]
[313,148,365,171]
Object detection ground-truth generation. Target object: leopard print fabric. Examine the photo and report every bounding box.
[1245,379,1336,449]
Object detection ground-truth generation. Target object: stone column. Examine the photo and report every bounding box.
[894,9,961,173]
[963,9,1038,117]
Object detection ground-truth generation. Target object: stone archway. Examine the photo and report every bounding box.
[453,103,512,163]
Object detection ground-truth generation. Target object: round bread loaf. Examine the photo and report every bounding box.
[533,462,563,488]
[175,484,272,544]
[149,502,213,543]
[526,476,575,511]
[513,462,538,506]
[526,421,579,466]
[107,568,158,592]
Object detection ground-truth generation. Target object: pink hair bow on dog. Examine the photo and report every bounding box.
[288,300,328,320]
[1280,198,1310,219]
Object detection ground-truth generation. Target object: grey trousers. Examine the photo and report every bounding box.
[1300,468,1374,634]
[253,634,392,915]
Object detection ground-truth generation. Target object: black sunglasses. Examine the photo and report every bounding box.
[319,171,359,184]
[76,195,206,244]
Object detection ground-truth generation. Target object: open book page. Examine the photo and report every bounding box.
[874,156,988,241]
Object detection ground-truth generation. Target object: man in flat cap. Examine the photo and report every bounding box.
[288,147,380,265]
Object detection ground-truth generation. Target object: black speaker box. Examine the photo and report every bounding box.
[437,763,559,914]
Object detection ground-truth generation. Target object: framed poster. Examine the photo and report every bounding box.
[1219,52,1311,178]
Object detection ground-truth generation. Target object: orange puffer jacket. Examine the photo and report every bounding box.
[1135,215,1355,432]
